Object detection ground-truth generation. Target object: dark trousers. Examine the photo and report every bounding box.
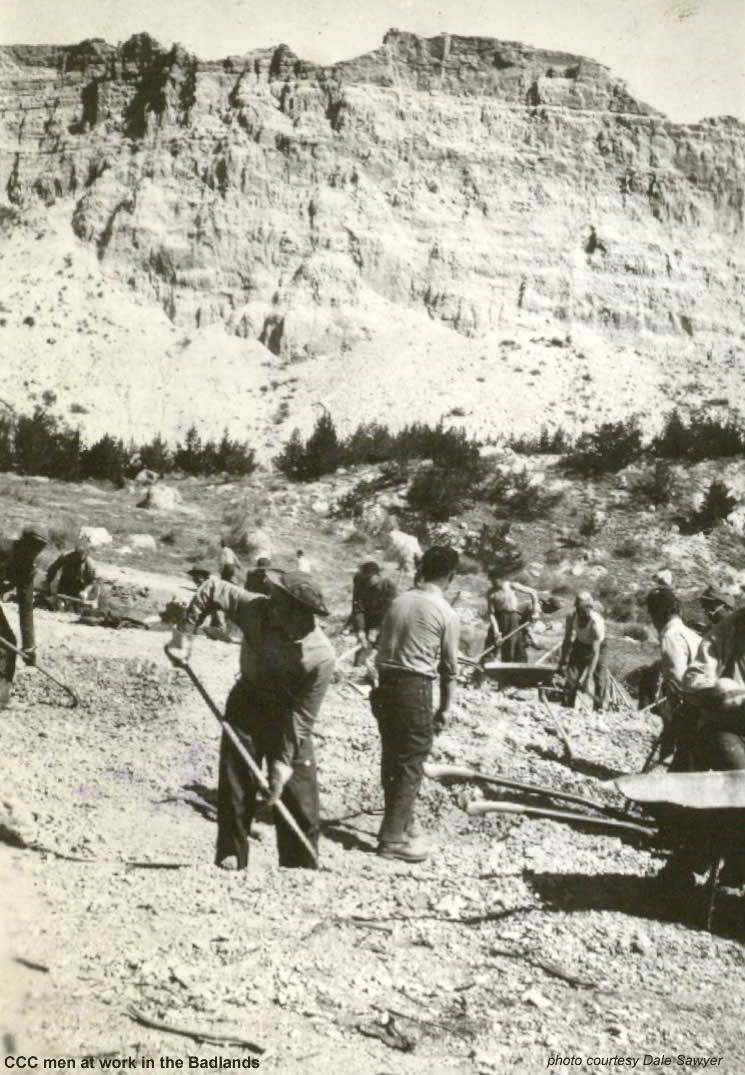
[563,640,609,711]
[486,610,527,663]
[371,671,433,844]
[0,605,17,708]
[216,680,319,870]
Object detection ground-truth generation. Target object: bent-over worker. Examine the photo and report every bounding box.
[179,570,335,870]
[485,574,539,663]
[371,545,460,863]
[557,591,609,711]
[46,541,97,603]
[0,527,47,708]
[351,561,397,661]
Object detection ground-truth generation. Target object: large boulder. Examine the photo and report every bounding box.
[138,484,183,511]
[78,525,112,547]
[129,533,157,551]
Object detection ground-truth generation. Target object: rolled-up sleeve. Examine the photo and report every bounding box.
[439,611,460,681]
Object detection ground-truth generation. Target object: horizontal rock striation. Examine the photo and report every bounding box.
[0,29,743,442]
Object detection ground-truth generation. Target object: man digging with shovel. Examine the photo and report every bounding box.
[0,527,47,708]
[172,570,335,871]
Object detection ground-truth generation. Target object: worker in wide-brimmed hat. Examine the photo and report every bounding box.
[0,526,47,707]
[176,568,334,871]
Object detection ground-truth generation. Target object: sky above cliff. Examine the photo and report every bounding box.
[2,0,743,123]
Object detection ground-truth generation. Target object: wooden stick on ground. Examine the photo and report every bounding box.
[467,799,656,837]
[126,1007,265,1054]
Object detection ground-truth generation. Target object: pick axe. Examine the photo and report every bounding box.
[164,643,318,866]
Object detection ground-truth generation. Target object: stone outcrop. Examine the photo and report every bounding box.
[0,29,743,444]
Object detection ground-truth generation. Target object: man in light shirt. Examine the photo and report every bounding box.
[372,545,460,863]
[646,587,701,764]
[218,539,239,583]
[682,600,745,770]
[557,591,609,711]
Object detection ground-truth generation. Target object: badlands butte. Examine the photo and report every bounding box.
[0,28,743,450]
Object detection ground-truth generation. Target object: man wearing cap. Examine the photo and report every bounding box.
[351,561,397,661]
[0,527,47,707]
[177,569,335,870]
[371,545,460,863]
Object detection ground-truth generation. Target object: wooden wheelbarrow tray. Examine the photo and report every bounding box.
[608,768,745,930]
[480,662,558,688]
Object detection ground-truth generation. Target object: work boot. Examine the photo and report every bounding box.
[216,855,241,871]
[377,837,428,863]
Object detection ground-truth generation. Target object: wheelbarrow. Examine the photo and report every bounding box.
[608,768,745,930]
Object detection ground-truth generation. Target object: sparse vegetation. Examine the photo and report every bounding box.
[561,418,644,477]
[679,479,738,534]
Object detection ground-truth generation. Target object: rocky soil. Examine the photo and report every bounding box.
[2,603,745,1072]
[0,30,743,448]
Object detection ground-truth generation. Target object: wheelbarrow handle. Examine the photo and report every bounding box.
[164,644,318,865]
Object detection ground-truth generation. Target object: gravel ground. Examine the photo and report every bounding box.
[2,611,744,1074]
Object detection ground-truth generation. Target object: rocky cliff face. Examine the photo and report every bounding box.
[0,29,743,447]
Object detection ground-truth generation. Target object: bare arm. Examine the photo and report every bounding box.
[511,581,540,615]
[183,577,265,634]
[437,613,460,718]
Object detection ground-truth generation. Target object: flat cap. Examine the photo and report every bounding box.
[267,569,329,617]
[20,526,47,544]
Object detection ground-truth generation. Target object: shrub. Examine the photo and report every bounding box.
[633,460,677,507]
[561,418,643,476]
[509,426,574,454]
[138,434,173,474]
[407,466,473,521]
[14,407,82,479]
[653,409,745,461]
[680,480,738,534]
[80,434,131,486]
[463,522,525,576]
[341,422,394,465]
[613,536,646,560]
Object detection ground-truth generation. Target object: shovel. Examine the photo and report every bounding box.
[423,762,632,820]
[163,643,318,866]
[0,634,79,708]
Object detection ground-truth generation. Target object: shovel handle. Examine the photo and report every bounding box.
[0,634,79,708]
[164,644,318,865]
[467,799,655,836]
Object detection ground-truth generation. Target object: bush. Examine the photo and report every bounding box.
[561,418,643,476]
[341,422,394,465]
[680,480,738,534]
[463,522,525,576]
[509,426,574,454]
[138,434,173,474]
[80,434,132,486]
[407,466,474,521]
[14,407,82,479]
[633,460,677,506]
[653,409,745,461]
[613,536,646,560]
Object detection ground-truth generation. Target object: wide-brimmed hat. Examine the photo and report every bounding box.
[266,569,329,617]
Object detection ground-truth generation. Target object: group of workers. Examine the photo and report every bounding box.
[2,520,743,879]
